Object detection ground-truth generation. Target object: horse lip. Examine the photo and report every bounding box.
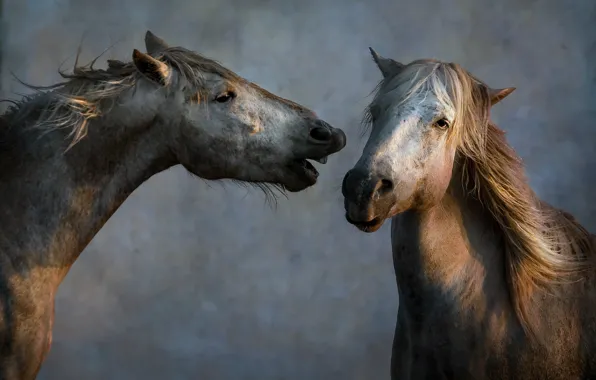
[345,214,385,232]
[297,152,329,165]
[313,156,328,164]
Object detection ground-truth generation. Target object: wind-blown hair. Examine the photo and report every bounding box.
[2,47,244,148]
[364,59,594,340]
[0,46,297,204]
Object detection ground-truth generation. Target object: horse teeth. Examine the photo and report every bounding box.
[315,156,328,164]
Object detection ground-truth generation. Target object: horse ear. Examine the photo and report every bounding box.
[369,47,404,78]
[489,87,515,106]
[145,30,170,54]
[132,49,171,86]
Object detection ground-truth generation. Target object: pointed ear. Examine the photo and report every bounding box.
[369,47,405,78]
[489,87,515,106]
[132,49,171,86]
[145,30,169,55]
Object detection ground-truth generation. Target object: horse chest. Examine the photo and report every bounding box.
[391,213,517,378]
[394,302,527,380]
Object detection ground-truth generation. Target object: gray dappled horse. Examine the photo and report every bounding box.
[342,49,595,379]
[0,31,346,379]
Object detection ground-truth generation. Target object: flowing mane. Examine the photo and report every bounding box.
[1,46,244,148]
[365,60,595,339]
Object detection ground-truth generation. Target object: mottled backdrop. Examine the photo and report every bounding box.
[1,0,595,379]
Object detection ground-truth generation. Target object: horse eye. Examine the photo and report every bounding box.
[434,118,450,129]
[214,91,235,103]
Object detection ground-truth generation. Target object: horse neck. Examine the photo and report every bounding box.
[391,164,512,319]
[0,92,177,287]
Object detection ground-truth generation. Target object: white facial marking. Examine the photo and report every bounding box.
[357,65,458,203]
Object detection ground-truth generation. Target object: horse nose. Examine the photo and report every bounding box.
[308,119,346,152]
[342,168,367,200]
[342,168,393,202]
[309,121,333,143]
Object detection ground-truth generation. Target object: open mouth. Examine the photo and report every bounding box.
[345,215,385,233]
[288,155,328,186]
[295,159,319,178]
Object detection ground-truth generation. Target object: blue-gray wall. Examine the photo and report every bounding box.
[1,0,595,379]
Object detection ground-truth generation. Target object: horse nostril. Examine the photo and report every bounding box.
[375,178,394,196]
[309,126,333,142]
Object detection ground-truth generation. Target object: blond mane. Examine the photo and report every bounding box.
[366,60,594,340]
[1,46,244,148]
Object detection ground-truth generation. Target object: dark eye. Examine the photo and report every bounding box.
[214,91,235,103]
[434,118,450,129]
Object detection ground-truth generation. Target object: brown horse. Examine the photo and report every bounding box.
[342,49,595,379]
[0,31,346,379]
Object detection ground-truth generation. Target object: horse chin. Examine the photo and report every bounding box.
[347,202,411,232]
[345,214,387,233]
[283,177,317,192]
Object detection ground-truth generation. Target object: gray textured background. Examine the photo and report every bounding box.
[1,0,595,379]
